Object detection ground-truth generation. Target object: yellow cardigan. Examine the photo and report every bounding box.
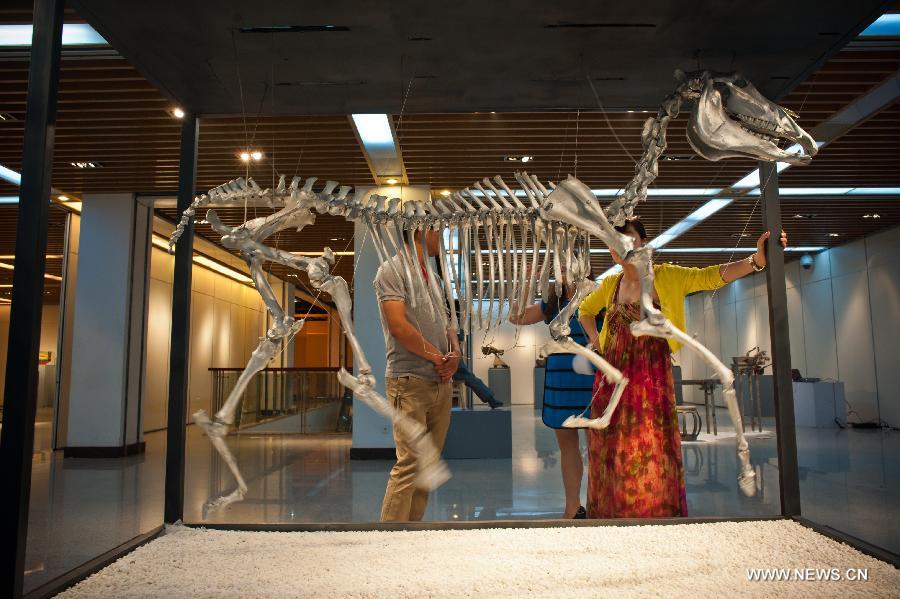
[578,263,727,354]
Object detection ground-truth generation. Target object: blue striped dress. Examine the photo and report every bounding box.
[541,297,596,428]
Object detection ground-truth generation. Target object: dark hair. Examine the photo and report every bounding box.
[614,218,647,240]
[540,260,594,324]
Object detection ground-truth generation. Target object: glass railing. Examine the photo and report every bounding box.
[208,367,350,433]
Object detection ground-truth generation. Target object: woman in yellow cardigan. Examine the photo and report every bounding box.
[577,218,785,518]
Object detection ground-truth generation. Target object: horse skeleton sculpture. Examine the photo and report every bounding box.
[170,70,816,510]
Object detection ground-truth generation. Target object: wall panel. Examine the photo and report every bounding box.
[832,270,878,422]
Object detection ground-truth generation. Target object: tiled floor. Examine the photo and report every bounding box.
[20,405,899,593]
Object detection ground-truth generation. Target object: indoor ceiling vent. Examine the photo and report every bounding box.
[545,22,656,29]
[239,25,350,34]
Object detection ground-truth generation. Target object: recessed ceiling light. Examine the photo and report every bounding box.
[520,155,533,163]
[239,152,251,162]
[440,190,451,197]
[172,107,185,119]
[71,161,102,169]
[251,150,263,161]
[863,213,881,219]
[58,195,69,202]
[386,178,398,185]
[828,233,840,237]
[0,112,17,121]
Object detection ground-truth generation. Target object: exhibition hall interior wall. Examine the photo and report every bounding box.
[681,224,900,427]
[470,310,552,405]
[144,219,290,432]
[459,224,900,426]
[0,304,59,408]
[0,209,293,439]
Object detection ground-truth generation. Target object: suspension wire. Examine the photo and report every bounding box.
[585,73,638,166]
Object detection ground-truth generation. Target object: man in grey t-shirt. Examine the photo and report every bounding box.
[374,228,459,521]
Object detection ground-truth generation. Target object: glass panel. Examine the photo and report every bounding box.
[793,235,900,553]
[23,204,164,593]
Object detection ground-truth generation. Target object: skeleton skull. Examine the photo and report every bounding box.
[687,75,817,164]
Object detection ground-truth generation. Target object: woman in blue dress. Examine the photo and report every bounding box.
[511,273,603,519]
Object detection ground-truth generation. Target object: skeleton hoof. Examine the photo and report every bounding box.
[415,459,451,491]
[201,487,246,518]
[738,468,757,497]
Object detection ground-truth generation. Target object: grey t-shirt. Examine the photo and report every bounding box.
[374,255,449,381]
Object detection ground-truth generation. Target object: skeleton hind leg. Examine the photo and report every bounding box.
[194,256,304,511]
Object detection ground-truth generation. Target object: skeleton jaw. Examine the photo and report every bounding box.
[687,78,817,165]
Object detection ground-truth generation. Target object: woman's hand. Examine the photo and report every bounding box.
[752,230,787,268]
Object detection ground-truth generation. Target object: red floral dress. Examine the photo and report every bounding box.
[587,277,687,518]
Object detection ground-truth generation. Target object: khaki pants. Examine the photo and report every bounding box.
[380,376,451,522]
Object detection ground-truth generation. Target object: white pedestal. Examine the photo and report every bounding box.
[792,381,845,428]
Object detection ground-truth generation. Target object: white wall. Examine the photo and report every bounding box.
[143,245,272,431]
[470,303,552,405]
[681,225,900,426]
[0,304,60,407]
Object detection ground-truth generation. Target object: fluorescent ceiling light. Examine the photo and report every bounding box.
[0,24,107,46]
[860,14,900,36]
[764,187,853,195]
[0,254,64,260]
[655,247,825,253]
[1,164,21,186]
[0,196,19,204]
[745,186,900,196]
[152,234,254,285]
[846,187,900,195]
[646,188,721,197]
[193,256,254,284]
[648,198,734,250]
[0,261,62,281]
[467,187,717,199]
[351,114,394,147]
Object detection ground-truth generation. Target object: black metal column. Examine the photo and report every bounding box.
[0,1,64,596]
[759,161,802,516]
[164,114,198,523]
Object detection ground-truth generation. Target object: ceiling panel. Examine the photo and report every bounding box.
[69,0,887,114]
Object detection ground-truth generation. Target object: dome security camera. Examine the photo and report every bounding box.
[800,254,814,270]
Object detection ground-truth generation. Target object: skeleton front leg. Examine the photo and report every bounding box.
[192,254,305,512]
[627,249,756,497]
[211,255,302,427]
